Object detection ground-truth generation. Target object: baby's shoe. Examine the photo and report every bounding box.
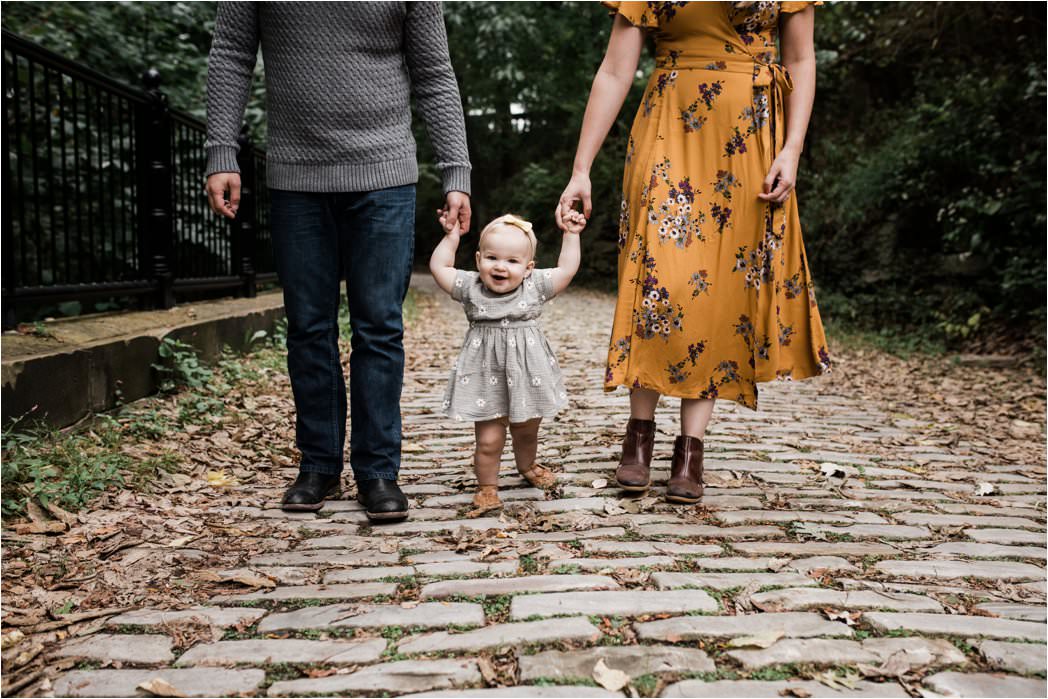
[518,462,557,490]
[470,485,502,516]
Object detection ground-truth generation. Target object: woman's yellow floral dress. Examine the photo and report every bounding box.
[603,0,830,410]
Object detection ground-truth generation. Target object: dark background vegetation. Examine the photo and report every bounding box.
[3,1,1045,352]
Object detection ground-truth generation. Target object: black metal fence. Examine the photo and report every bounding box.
[2,29,276,329]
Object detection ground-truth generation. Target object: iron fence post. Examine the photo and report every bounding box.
[234,125,257,298]
[3,84,16,330]
[135,68,175,309]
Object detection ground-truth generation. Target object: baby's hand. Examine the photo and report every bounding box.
[437,208,461,238]
[559,207,587,235]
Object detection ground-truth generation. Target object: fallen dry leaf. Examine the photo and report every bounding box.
[823,609,862,626]
[205,470,237,488]
[975,482,996,496]
[592,658,630,692]
[12,521,66,535]
[137,678,186,697]
[819,462,847,478]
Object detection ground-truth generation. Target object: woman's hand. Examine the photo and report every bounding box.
[758,146,801,204]
[556,172,593,230]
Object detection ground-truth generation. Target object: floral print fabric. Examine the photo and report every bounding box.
[603,1,829,410]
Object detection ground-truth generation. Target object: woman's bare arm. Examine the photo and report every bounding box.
[780,6,817,156]
[759,5,816,202]
[557,15,645,223]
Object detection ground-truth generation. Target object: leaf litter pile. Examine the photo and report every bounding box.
[1,289,1045,696]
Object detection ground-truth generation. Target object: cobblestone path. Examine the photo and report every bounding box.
[50,279,1046,697]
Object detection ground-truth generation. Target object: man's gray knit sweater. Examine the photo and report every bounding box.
[205,1,470,194]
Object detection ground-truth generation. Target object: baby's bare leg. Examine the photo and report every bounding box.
[508,418,541,472]
[510,418,557,489]
[474,419,507,486]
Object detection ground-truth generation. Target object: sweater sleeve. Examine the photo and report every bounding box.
[403,2,472,195]
[204,1,260,177]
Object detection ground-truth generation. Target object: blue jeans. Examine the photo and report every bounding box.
[270,185,416,481]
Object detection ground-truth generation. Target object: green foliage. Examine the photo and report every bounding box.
[2,417,128,517]
[153,338,213,393]
[804,1,1046,346]
[0,1,267,138]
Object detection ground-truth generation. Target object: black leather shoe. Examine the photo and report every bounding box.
[281,472,341,512]
[357,478,409,522]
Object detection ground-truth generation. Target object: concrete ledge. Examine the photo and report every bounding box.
[2,292,285,429]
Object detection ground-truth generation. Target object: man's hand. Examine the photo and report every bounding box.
[443,191,471,234]
[206,172,242,219]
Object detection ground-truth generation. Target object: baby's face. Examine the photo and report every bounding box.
[475,227,535,294]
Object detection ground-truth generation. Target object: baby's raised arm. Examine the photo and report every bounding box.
[548,207,586,295]
[429,215,462,295]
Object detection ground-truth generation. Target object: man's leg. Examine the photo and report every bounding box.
[339,184,415,519]
[270,190,346,509]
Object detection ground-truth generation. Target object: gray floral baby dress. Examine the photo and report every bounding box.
[443,268,568,423]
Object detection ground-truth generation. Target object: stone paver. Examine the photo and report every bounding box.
[408,689,621,698]
[248,549,400,566]
[652,571,817,591]
[965,528,1046,545]
[213,581,396,603]
[51,634,174,664]
[175,638,386,666]
[105,606,266,629]
[510,589,719,619]
[726,638,878,669]
[581,541,722,556]
[518,645,714,681]
[660,679,910,697]
[398,617,600,654]
[560,555,676,571]
[324,565,415,582]
[749,587,943,612]
[729,541,901,556]
[43,278,1046,699]
[862,636,967,666]
[923,672,1047,698]
[873,559,1045,581]
[634,612,854,641]
[974,640,1048,674]
[973,602,1046,621]
[257,602,484,632]
[52,669,265,697]
[636,523,783,539]
[863,612,1047,641]
[785,556,860,574]
[927,542,1047,559]
[419,574,619,599]
[266,658,480,696]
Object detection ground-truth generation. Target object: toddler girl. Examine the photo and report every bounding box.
[429,209,586,512]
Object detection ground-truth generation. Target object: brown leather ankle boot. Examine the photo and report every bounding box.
[614,417,656,492]
[666,435,704,503]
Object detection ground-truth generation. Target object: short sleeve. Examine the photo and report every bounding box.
[601,1,658,29]
[530,268,558,304]
[451,269,478,304]
[780,1,823,14]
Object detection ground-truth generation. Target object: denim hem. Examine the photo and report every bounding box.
[352,472,400,482]
[299,463,344,476]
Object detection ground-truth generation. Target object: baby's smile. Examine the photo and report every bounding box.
[476,226,535,293]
